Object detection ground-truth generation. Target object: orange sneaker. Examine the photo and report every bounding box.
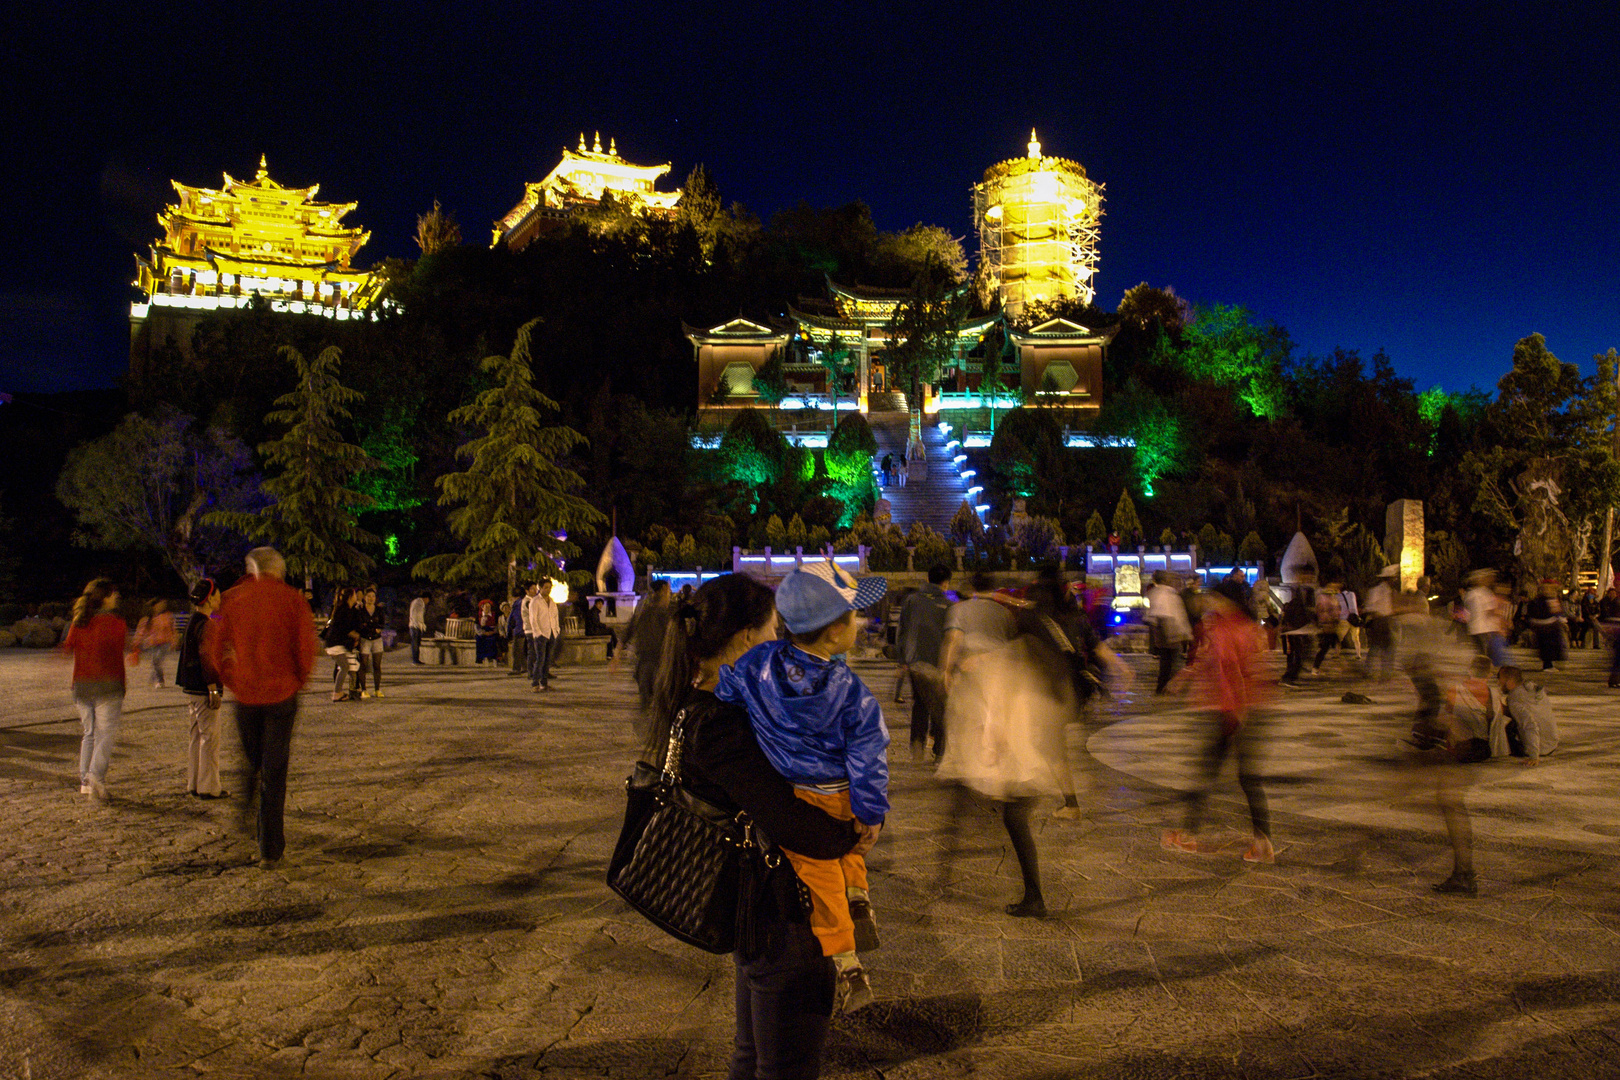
[1161,829,1200,854]
[1243,835,1276,864]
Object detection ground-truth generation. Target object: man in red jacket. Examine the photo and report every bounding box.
[206,547,318,867]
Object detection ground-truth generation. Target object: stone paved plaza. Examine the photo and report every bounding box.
[3,643,1619,1079]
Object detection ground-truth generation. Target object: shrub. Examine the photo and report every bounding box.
[1085,510,1107,546]
[1012,516,1065,564]
[1160,527,1177,549]
[912,526,955,571]
[799,495,846,533]
[950,500,986,546]
[1239,531,1267,564]
[765,514,787,549]
[807,525,831,550]
[786,513,808,549]
[1112,490,1142,540]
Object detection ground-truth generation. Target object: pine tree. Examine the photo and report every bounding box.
[207,345,376,588]
[1085,510,1107,546]
[413,320,606,593]
[1112,490,1142,542]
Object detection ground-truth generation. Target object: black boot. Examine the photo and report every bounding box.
[1432,872,1477,896]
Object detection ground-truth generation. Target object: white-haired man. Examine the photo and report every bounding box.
[205,547,318,867]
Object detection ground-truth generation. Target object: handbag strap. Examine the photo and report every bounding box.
[661,707,689,783]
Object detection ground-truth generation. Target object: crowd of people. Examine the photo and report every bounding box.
[54,547,1599,1079]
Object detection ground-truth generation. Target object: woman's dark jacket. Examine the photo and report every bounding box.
[677,689,859,958]
[323,604,360,648]
[176,612,218,696]
[355,604,384,641]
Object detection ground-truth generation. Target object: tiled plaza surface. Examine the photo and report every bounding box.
[2,642,1618,1079]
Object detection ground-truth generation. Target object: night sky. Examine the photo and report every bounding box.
[4,2,1616,396]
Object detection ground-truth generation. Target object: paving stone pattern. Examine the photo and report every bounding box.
[2,644,1619,1079]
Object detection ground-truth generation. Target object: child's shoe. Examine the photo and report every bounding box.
[848,888,879,952]
[833,959,874,1014]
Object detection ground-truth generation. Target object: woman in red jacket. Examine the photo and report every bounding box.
[62,578,128,801]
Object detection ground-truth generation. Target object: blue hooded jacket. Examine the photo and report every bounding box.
[716,640,890,825]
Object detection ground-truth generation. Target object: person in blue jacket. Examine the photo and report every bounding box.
[717,561,890,1014]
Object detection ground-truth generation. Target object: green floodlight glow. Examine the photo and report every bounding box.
[1142,483,1155,498]
[384,533,402,563]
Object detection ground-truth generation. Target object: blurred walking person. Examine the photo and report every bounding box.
[176,578,228,798]
[1145,571,1191,693]
[205,548,318,868]
[623,580,673,711]
[507,588,528,676]
[62,578,127,801]
[938,573,1065,917]
[1364,566,1398,681]
[1161,579,1275,863]
[898,564,952,761]
[1526,582,1567,672]
[408,591,428,665]
[1399,623,1480,895]
[136,598,178,687]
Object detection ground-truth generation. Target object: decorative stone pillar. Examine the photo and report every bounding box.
[1384,500,1424,593]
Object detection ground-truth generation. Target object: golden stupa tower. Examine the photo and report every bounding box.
[972,130,1104,318]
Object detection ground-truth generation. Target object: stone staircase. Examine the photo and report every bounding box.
[869,411,977,534]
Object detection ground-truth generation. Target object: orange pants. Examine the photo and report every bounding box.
[784,787,869,957]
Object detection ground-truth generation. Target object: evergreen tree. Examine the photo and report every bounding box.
[1112,489,1142,541]
[413,320,605,593]
[1086,510,1107,546]
[207,345,376,588]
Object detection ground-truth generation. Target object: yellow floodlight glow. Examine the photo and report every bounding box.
[549,578,571,604]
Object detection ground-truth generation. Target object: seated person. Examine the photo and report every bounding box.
[1498,665,1559,765]
[584,598,617,658]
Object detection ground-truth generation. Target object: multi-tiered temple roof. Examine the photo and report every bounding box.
[492,133,683,250]
[132,156,379,319]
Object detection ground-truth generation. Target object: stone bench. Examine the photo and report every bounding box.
[551,635,611,667]
[427,637,479,665]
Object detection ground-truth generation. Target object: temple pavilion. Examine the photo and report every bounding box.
[492,133,683,250]
[129,156,380,372]
[686,279,1111,415]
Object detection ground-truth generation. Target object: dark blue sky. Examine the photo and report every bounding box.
[4,2,1616,396]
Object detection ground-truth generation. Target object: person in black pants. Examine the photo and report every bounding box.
[645,573,874,1076]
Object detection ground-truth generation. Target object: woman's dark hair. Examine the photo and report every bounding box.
[645,573,776,762]
[71,578,118,627]
[970,571,994,594]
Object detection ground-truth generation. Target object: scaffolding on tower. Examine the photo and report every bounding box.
[973,130,1104,319]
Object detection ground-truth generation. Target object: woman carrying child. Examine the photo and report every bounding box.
[649,574,874,1079]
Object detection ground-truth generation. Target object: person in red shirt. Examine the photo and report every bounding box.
[1161,578,1276,864]
[205,547,318,867]
[61,578,128,801]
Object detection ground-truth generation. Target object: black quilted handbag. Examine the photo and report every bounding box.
[606,706,775,954]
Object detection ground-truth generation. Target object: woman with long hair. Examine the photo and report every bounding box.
[175,578,228,798]
[322,587,362,702]
[646,574,871,1080]
[62,578,128,800]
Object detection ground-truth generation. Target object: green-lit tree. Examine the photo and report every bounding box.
[413,320,606,594]
[884,256,970,410]
[805,329,857,421]
[206,345,376,588]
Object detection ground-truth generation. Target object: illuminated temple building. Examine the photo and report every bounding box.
[492,133,683,250]
[973,130,1104,319]
[129,156,379,368]
[689,130,1111,417]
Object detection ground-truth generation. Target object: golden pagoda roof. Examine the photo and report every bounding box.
[494,133,683,243]
[1007,317,1118,343]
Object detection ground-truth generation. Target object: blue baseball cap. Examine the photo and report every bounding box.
[775,562,889,634]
